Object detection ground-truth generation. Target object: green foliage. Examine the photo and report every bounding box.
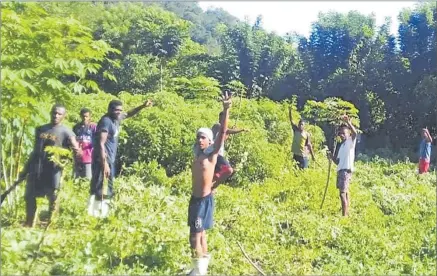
[302,97,360,133]
[1,2,117,119]
[170,76,221,100]
[2,156,435,275]
[1,2,436,275]
[44,146,73,169]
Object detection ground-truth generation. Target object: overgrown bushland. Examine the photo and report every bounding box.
[1,92,435,275]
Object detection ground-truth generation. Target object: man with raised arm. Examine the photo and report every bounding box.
[329,115,357,217]
[188,93,232,276]
[89,99,152,217]
[418,127,433,174]
[288,105,315,169]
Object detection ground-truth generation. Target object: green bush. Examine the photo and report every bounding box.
[3,92,434,275]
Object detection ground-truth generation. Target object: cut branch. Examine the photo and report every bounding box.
[237,241,266,276]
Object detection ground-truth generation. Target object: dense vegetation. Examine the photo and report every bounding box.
[1,1,436,275]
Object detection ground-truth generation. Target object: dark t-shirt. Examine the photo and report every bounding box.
[30,124,75,173]
[93,114,126,164]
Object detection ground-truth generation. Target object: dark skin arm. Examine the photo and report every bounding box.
[125,99,153,119]
[288,105,298,131]
[306,137,316,161]
[327,132,339,165]
[227,127,248,135]
[99,132,111,178]
[213,124,247,139]
[69,136,83,158]
[327,148,339,165]
[211,94,232,191]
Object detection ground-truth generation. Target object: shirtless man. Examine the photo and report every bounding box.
[188,93,232,275]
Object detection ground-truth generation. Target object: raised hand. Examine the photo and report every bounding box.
[341,114,352,124]
[222,91,232,109]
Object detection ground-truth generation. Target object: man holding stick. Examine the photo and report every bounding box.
[328,115,357,217]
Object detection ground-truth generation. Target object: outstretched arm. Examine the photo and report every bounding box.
[227,127,248,135]
[126,99,153,119]
[213,94,232,154]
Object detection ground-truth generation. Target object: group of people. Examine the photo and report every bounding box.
[13,92,433,275]
[288,105,357,217]
[17,99,153,226]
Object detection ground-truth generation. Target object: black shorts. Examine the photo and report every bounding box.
[25,168,62,199]
[188,193,214,233]
[293,154,309,169]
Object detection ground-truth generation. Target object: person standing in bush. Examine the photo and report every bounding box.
[288,105,315,169]
[329,115,357,217]
[211,111,248,188]
[88,99,152,217]
[20,104,82,227]
[73,108,97,180]
[188,93,232,276]
[418,127,433,174]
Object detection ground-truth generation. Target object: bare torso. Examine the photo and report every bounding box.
[191,152,217,197]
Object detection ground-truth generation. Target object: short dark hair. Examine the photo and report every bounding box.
[51,104,66,114]
[298,119,306,125]
[108,100,123,110]
[80,107,91,115]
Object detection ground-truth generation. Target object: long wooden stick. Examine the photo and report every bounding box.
[1,178,25,205]
[237,241,266,276]
[320,139,337,209]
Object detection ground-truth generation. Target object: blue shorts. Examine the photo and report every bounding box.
[188,193,214,233]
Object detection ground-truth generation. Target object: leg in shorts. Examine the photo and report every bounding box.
[336,169,352,192]
[24,167,62,226]
[74,161,92,179]
[188,193,214,233]
[293,154,309,169]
